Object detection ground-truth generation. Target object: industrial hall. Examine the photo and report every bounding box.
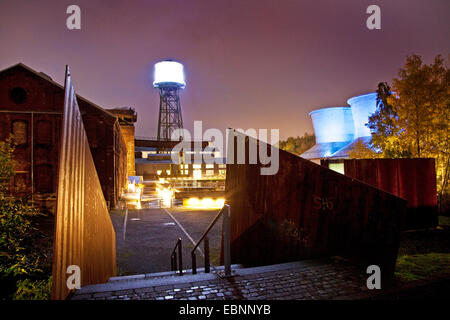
[0,63,136,215]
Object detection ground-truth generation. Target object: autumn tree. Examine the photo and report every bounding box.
[355,54,449,212]
[278,133,315,156]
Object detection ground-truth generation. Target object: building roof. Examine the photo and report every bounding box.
[300,141,351,160]
[135,146,158,152]
[330,136,372,158]
[135,158,174,164]
[0,63,117,120]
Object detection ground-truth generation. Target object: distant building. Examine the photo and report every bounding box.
[0,63,130,212]
[301,93,377,165]
[106,107,137,176]
[134,138,226,180]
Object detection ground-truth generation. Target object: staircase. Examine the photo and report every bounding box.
[71,264,243,300]
[69,259,374,300]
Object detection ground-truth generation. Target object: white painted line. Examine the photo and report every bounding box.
[163,208,204,257]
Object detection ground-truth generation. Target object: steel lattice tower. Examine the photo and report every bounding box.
[157,86,183,140]
[153,60,185,141]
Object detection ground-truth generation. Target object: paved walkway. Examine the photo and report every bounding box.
[72,259,376,300]
[110,208,222,275]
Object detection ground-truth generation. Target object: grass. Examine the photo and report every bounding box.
[395,253,450,282]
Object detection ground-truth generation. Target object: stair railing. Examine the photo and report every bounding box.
[191,204,231,276]
[170,238,183,276]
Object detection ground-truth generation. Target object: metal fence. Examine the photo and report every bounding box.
[51,66,116,300]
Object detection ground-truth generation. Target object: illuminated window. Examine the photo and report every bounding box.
[157,170,162,175]
[206,164,214,169]
[205,170,214,176]
[193,169,202,179]
[328,163,345,175]
[193,164,201,169]
[166,170,171,175]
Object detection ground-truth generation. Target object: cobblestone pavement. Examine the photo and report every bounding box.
[72,259,376,300]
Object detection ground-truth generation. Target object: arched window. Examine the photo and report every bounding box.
[11,120,28,146]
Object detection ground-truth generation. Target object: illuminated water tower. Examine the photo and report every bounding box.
[153,60,185,141]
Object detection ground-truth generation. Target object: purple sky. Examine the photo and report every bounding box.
[1,0,449,140]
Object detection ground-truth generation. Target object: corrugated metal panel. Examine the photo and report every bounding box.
[52,67,116,300]
[225,131,406,279]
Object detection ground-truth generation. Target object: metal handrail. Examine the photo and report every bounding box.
[170,238,183,276]
[191,204,231,276]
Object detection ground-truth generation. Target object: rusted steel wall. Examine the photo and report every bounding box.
[225,132,406,279]
[322,159,437,229]
[52,67,116,300]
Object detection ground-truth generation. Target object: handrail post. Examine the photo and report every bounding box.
[204,236,210,273]
[173,252,177,272]
[178,238,183,276]
[192,251,197,274]
[223,205,231,276]
[171,254,175,271]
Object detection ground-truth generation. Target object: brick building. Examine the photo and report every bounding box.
[106,108,137,176]
[0,63,129,212]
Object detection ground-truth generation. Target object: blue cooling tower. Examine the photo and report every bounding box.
[347,93,377,138]
[309,107,355,144]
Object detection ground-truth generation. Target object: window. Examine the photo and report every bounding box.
[328,162,345,175]
[11,120,28,146]
[193,169,202,179]
[10,87,27,104]
[36,120,52,145]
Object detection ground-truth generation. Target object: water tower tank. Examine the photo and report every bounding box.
[309,107,355,144]
[347,93,377,138]
[153,60,186,88]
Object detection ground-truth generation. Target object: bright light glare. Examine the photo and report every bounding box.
[156,186,173,208]
[127,183,136,192]
[215,198,225,207]
[183,197,225,209]
[201,198,214,207]
[153,61,185,87]
[186,197,201,207]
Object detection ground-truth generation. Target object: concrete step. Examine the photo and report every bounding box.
[71,259,371,300]
[109,264,243,283]
[74,264,243,295]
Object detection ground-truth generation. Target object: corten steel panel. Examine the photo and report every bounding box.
[322,159,438,229]
[225,131,406,279]
[52,67,116,300]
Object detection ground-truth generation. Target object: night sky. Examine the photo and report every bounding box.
[0,0,449,140]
